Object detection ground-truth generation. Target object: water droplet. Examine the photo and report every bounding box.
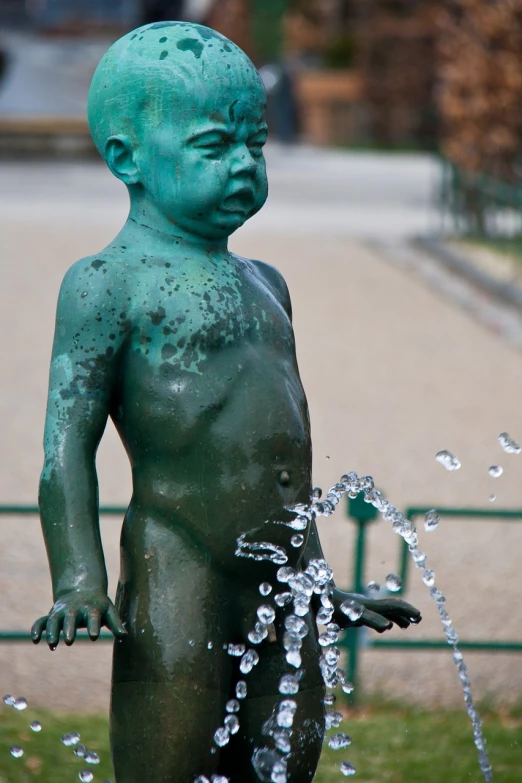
[285,615,308,637]
[326,455,330,460]
[274,728,292,754]
[274,592,292,607]
[276,567,296,584]
[226,699,240,713]
[79,771,94,783]
[286,649,302,668]
[324,647,340,667]
[277,699,297,728]
[367,580,380,593]
[211,777,230,783]
[62,732,81,746]
[239,649,259,674]
[224,714,239,734]
[85,751,100,764]
[319,629,338,646]
[499,432,521,454]
[81,291,88,298]
[227,643,246,657]
[340,760,356,776]
[252,748,285,782]
[312,487,322,500]
[430,586,445,605]
[194,777,210,783]
[424,509,440,532]
[489,493,496,503]
[316,606,334,624]
[340,600,363,621]
[293,597,310,617]
[236,681,247,699]
[341,681,354,695]
[489,465,503,478]
[278,675,299,695]
[290,534,304,548]
[10,745,23,758]
[435,450,461,471]
[385,573,402,592]
[323,693,336,705]
[259,582,272,596]
[329,733,352,750]
[248,622,268,645]
[446,627,459,644]
[74,744,88,758]
[325,709,343,729]
[257,605,275,625]
[214,726,230,747]
[30,721,42,732]
[422,568,435,587]
[207,641,213,650]
[288,572,314,596]
[3,694,15,706]
[13,697,27,711]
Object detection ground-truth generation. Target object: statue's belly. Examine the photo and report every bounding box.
[114,347,312,572]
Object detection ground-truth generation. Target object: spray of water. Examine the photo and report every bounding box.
[314,471,493,783]
[204,469,494,783]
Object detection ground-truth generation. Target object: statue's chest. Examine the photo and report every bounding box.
[132,266,292,372]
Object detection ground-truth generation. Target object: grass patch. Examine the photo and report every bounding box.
[316,700,522,782]
[0,700,521,781]
[0,709,112,782]
[457,236,522,263]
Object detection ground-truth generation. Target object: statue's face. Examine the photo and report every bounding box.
[136,75,268,241]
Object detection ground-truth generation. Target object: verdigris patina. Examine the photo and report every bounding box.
[32,22,421,782]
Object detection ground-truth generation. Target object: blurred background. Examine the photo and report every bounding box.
[1,2,522,781]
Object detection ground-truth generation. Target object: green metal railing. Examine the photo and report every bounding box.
[2,501,522,694]
[343,497,522,703]
[441,160,522,240]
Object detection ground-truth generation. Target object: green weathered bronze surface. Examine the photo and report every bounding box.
[32,22,420,782]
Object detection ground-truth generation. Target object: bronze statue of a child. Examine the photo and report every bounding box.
[32,23,420,782]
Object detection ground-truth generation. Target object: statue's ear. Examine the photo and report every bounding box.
[104,135,139,185]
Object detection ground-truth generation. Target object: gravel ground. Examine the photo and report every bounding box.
[1,149,521,711]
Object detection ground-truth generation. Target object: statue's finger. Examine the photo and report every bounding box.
[31,616,49,644]
[63,611,79,646]
[361,609,393,634]
[45,614,61,649]
[106,604,127,639]
[87,608,101,640]
[392,614,411,630]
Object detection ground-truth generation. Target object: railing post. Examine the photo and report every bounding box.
[344,492,379,704]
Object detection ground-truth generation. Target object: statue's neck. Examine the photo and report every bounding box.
[124,196,229,256]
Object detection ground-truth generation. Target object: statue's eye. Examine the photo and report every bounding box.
[247,133,267,157]
[193,132,229,158]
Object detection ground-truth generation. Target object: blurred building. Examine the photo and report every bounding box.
[0,0,445,152]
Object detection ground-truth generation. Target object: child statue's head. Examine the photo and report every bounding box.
[87,22,268,242]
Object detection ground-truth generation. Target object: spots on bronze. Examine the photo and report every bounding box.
[176,38,204,59]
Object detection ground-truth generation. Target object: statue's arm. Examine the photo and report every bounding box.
[32,258,129,648]
[303,518,421,633]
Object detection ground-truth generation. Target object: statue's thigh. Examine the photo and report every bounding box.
[111,680,228,783]
[218,685,325,782]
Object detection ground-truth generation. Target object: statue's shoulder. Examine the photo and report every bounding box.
[57,253,129,316]
[235,254,291,314]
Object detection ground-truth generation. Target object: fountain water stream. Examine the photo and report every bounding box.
[225,469,495,783]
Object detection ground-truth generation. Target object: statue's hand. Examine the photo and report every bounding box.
[31,591,127,649]
[331,588,422,634]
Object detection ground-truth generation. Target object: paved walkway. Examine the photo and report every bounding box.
[1,148,521,710]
